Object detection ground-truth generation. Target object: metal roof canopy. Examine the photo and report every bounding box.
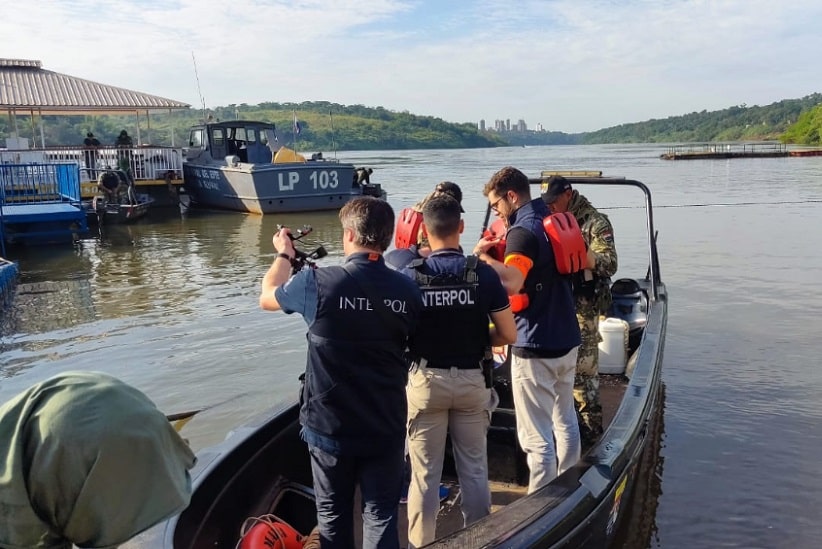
[0,58,190,115]
[1,59,190,146]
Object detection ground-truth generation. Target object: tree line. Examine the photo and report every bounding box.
[1,95,821,149]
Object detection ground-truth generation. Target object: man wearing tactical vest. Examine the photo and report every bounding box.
[543,176,618,450]
[385,195,515,548]
[259,196,423,549]
[473,166,581,493]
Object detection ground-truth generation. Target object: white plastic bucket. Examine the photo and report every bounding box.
[598,317,629,374]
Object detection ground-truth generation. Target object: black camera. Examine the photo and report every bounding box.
[277,225,328,274]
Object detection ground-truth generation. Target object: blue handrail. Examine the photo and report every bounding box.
[0,163,81,205]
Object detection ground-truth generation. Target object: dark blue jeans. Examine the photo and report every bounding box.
[308,444,404,549]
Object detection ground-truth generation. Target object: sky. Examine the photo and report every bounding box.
[3,0,821,133]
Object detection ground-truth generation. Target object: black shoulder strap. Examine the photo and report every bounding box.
[408,257,430,286]
[411,255,479,287]
[342,262,405,340]
[464,255,479,284]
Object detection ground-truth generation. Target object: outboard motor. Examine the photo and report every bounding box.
[607,278,648,354]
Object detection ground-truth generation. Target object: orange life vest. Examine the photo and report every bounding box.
[394,207,424,249]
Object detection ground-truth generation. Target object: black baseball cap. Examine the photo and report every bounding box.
[435,181,465,212]
[541,175,572,204]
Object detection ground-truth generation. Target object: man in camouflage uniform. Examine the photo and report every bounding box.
[542,175,617,449]
[411,181,465,250]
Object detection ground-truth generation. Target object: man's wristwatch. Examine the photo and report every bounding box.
[277,252,294,261]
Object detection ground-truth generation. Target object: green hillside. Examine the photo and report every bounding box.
[780,103,822,145]
[579,93,822,144]
[0,101,505,151]
[2,95,821,149]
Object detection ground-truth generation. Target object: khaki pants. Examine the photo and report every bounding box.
[405,365,498,548]
[511,348,581,493]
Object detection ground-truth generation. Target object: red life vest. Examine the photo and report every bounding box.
[543,212,586,275]
[482,214,584,275]
[394,207,423,249]
[481,218,508,260]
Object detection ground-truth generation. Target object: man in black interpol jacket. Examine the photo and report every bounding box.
[260,197,422,549]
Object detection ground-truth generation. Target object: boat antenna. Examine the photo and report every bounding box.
[330,109,337,159]
[292,110,300,153]
[191,51,207,122]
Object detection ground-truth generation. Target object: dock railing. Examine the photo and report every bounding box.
[0,145,183,183]
[661,141,788,159]
[0,163,82,205]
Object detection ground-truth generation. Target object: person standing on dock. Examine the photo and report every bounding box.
[473,166,581,493]
[386,195,516,548]
[543,175,618,450]
[259,196,422,549]
[82,132,100,173]
[115,129,133,172]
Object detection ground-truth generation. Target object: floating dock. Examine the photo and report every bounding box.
[1,163,88,246]
[660,142,822,160]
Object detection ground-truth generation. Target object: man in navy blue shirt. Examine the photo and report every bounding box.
[473,167,581,493]
[260,196,422,549]
[386,195,516,547]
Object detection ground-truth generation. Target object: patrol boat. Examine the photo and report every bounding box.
[181,120,384,214]
[130,175,667,549]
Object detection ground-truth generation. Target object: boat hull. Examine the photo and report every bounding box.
[85,195,154,225]
[183,162,372,214]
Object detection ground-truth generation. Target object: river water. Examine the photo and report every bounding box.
[2,145,822,547]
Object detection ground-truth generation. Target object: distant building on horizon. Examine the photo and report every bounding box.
[485,117,538,132]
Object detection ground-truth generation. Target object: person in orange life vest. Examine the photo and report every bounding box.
[472,166,581,493]
[407,181,465,256]
[543,175,618,450]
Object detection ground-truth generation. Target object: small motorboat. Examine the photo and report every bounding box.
[87,193,154,225]
[130,175,667,549]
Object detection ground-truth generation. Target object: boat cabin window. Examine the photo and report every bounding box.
[212,128,225,147]
[227,127,248,160]
[210,128,226,160]
[232,127,248,143]
[189,129,204,148]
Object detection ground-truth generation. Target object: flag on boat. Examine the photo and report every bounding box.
[293,114,301,135]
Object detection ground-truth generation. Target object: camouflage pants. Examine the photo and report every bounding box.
[574,300,602,448]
